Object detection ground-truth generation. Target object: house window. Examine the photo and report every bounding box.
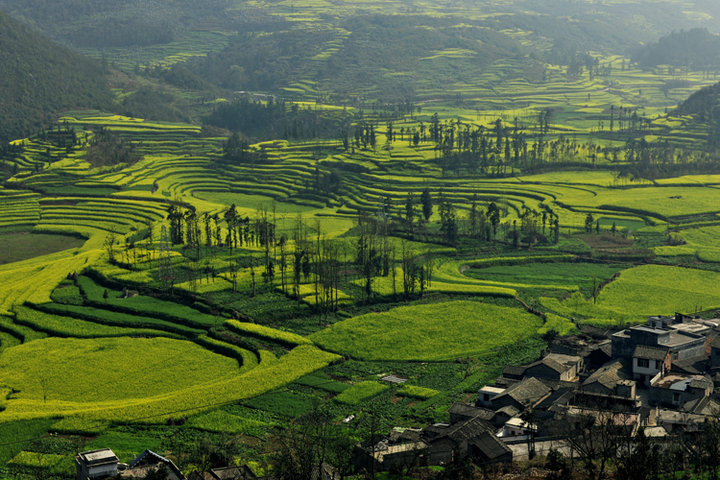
[637,358,649,368]
[673,392,680,403]
[673,352,679,360]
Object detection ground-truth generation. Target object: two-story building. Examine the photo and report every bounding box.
[612,323,706,363]
[632,345,671,386]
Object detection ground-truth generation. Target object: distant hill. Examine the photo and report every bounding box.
[186,14,534,101]
[0,10,111,142]
[0,0,231,47]
[673,82,720,151]
[675,82,720,118]
[633,28,720,69]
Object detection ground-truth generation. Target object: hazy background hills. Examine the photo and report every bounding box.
[4,0,720,141]
[0,10,110,143]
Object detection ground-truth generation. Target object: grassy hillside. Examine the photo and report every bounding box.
[0,10,110,142]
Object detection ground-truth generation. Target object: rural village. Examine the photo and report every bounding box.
[75,311,720,480]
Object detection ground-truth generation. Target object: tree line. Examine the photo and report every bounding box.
[207,96,355,142]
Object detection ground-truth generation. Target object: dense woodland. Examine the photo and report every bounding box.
[207,98,355,141]
[0,0,234,46]
[0,10,111,143]
[633,28,720,70]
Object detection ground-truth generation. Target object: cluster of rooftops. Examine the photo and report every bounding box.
[358,313,720,472]
[75,449,258,480]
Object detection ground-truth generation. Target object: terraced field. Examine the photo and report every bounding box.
[3,15,720,466]
[0,190,40,231]
[0,274,339,423]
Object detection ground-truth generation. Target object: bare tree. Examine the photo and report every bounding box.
[557,408,629,480]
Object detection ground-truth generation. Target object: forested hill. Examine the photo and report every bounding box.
[0,0,232,47]
[0,9,111,142]
[633,28,720,70]
[675,81,720,118]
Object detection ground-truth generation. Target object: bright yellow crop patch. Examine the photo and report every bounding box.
[0,246,102,316]
[0,339,338,423]
[0,337,240,403]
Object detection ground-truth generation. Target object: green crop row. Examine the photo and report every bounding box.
[79,276,222,329]
[195,335,259,370]
[185,407,278,436]
[397,385,440,400]
[295,373,349,393]
[224,319,313,347]
[8,451,73,476]
[243,389,318,417]
[0,315,46,344]
[334,381,389,405]
[14,306,178,340]
[31,303,204,337]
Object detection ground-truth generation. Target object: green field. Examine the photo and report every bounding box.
[311,301,544,361]
[541,265,720,325]
[596,265,720,318]
[0,341,337,422]
[464,261,627,297]
[0,232,85,264]
[334,381,389,405]
[2,105,720,472]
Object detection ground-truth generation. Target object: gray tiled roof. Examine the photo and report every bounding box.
[469,431,512,460]
[583,361,627,390]
[493,377,551,406]
[633,345,669,361]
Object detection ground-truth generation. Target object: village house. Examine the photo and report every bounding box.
[710,337,720,370]
[583,341,613,371]
[76,449,186,480]
[523,353,583,382]
[461,312,720,471]
[357,438,429,474]
[632,345,671,386]
[655,409,709,433]
[545,359,638,412]
[355,404,513,473]
[579,361,628,395]
[612,317,708,363]
[491,405,521,428]
[477,385,505,408]
[448,403,494,424]
[501,365,526,381]
[75,449,120,480]
[423,416,507,465]
[499,417,536,439]
[648,373,714,408]
[489,377,552,412]
[121,450,185,480]
[188,466,261,480]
